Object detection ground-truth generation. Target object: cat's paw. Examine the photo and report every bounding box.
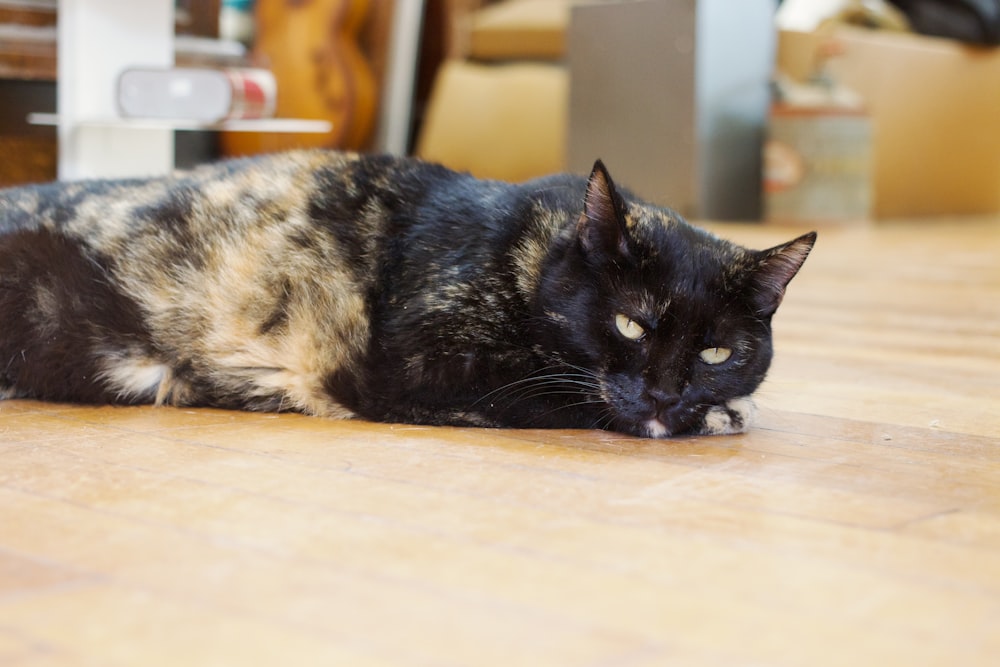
[696,396,756,436]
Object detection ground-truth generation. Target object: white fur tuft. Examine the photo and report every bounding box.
[701,396,757,435]
[645,418,668,438]
[99,357,171,404]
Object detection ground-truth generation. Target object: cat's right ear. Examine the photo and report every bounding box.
[577,160,630,260]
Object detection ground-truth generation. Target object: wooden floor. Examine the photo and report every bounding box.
[2,219,998,666]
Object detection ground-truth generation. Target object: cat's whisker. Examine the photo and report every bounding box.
[509,388,600,405]
[471,364,606,423]
[592,411,618,432]
[472,366,600,406]
[482,384,598,411]
[532,397,608,424]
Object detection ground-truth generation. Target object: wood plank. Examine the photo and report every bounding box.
[1,218,999,665]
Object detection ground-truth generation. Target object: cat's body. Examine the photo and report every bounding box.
[0,150,814,438]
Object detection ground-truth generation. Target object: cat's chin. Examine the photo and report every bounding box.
[613,409,696,439]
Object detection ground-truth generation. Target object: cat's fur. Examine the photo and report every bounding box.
[0,150,815,438]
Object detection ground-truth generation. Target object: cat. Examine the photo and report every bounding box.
[0,150,815,438]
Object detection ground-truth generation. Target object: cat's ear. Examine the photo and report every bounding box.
[577,160,630,260]
[750,232,817,316]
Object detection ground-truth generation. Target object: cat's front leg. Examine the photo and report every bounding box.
[693,396,757,436]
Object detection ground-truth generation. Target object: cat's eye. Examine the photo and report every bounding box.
[615,313,646,341]
[699,347,732,365]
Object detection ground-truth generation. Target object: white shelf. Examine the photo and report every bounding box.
[28,113,332,134]
[58,0,175,179]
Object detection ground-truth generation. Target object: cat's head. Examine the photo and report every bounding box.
[536,160,815,438]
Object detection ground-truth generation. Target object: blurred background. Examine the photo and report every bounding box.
[2,0,1000,222]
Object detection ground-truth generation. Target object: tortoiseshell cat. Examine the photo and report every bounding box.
[0,150,815,438]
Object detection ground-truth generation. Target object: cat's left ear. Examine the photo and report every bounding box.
[577,160,630,260]
[750,232,817,316]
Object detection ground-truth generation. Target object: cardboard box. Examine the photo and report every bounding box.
[779,27,1000,219]
[468,0,569,61]
[764,105,873,224]
[415,60,567,182]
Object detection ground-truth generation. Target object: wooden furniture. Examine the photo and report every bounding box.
[2,218,998,665]
[0,1,58,186]
[220,0,378,156]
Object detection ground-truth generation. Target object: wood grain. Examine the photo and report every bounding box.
[1,219,998,666]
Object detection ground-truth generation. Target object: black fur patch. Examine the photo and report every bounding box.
[0,226,153,402]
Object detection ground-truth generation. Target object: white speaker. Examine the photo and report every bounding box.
[118,67,276,122]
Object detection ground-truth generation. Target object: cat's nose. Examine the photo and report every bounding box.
[646,387,680,410]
